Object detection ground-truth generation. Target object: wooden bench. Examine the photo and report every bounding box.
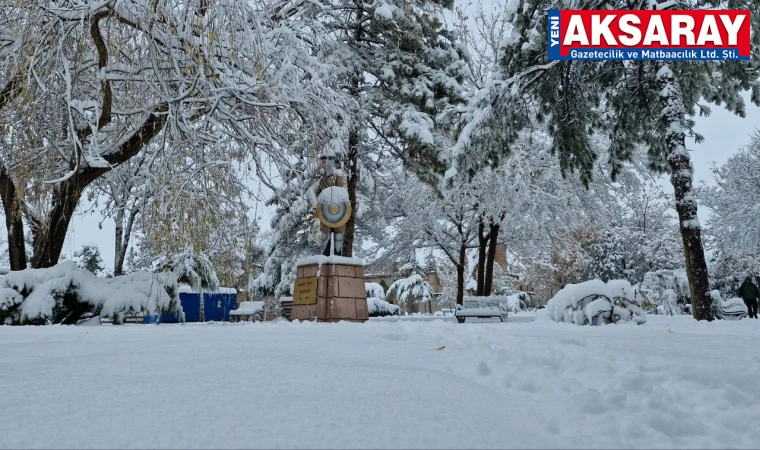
[455,297,508,323]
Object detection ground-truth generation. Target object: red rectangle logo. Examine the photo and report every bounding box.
[548,10,751,61]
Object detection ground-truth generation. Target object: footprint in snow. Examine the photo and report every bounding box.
[477,360,492,376]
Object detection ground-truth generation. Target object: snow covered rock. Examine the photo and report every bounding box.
[545,279,646,326]
[0,261,182,325]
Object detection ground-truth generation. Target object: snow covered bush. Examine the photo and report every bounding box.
[0,261,182,325]
[505,293,532,314]
[638,269,690,315]
[656,289,679,316]
[367,298,400,317]
[365,282,386,301]
[169,250,220,292]
[387,274,434,310]
[545,280,646,326]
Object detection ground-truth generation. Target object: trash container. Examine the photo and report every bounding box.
[143,315,159,324]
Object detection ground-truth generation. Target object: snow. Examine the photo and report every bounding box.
[229,301,264,316]
[177,285,237,294]
[365,282,386,300]
[711,290,748,319]
[462,294,530,314]
[296,255,364,268]
[0,261,181,324]
[366,297,399,316]
[1,315,759,448]
[374,3,395,20]
[388,273,434,305]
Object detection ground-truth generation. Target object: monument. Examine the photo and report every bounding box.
[289,154,369,323]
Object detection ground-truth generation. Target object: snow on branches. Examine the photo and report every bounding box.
[387,273,435,308]
[0,261,181,325]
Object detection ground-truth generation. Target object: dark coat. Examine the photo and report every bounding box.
[737,280,760,300]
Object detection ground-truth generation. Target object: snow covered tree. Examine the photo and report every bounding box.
[272,0,468,256]
[166,248,220,322]
[365,282,386,302]
[701,132,760,275]
[451,0,760,321]
[387,273,435,314]
[0,0,346,270]
[74,245,105,276]
[0,261,181,325]
[380,173,480,305]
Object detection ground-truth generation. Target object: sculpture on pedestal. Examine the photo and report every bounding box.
[312,154,351,256]
[289,153,368,323]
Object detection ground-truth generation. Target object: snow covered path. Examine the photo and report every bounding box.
[2,316,759,449]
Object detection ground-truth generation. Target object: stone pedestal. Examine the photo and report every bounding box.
[290,256,368,323]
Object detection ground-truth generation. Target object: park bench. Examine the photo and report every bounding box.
[711,291,747,320]
[455,296,508,323]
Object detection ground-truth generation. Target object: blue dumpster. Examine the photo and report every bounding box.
[160,288,237,323]
[143,314,159,324]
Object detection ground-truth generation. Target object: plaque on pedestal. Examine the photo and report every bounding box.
[290,255,368,323]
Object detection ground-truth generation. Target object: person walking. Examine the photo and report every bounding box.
[737,276,759,319]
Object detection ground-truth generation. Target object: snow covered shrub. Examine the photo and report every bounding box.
[545,279,646,326]
[656,289,679,316]
[365,282,386,301]
[0,261,182,325]
[638,269,690,315]
[263,296,282,318]
[367,298,400,317]
[387,274,434,309]
[506,293,533,313]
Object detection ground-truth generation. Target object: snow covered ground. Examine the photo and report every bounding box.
[1,315,759,449]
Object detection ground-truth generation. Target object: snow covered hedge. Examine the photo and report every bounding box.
[365,282,386,301]
[367,297,400,317]
[545,280,646,326]
[0,261,182,325]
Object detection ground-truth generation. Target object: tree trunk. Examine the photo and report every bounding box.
[199,289,205,322]
[343,129,359,257]
[484,223,500,296]
[0,164,27,270]
[658,66,714,321]
[114,206,124,275]
[29,108,167,269]
[31,180,86,268]
[114,206,139,276]
[476,220,488,295]
[456,245,466,305]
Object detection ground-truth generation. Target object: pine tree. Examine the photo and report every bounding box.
[273,0,468,256]
[74,245,105,276]
[455,0,760,320]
